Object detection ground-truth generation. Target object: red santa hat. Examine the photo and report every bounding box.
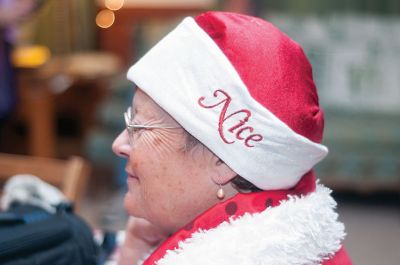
[127,11,328,190]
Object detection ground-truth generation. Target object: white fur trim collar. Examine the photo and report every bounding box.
[156,185,345,265]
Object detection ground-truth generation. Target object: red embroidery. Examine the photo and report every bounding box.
[198,89,263,147]
[235,126,253,140]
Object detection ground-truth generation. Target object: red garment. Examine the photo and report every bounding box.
[143,173,352,265]
[196,12,325,144]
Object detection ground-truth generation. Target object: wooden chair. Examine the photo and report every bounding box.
[0,153,90,209]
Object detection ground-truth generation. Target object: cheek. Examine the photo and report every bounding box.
[127,147,176,203]
[124,133,215,228]
[130,133,185,181]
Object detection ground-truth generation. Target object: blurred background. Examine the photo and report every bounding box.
[0,0,399,264]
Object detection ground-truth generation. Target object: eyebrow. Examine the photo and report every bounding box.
[129,104,139,118]
[131,105,154,124]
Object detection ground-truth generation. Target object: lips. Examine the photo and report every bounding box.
[128,174,138,180]
[126,168,139,180]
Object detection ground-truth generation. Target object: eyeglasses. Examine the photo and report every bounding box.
[124,106,180,145]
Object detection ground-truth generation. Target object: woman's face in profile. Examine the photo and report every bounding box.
[112,89,221,234]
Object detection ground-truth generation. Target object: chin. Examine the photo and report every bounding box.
[123,191,141,217]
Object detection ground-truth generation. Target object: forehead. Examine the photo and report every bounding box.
[132,88,166,120]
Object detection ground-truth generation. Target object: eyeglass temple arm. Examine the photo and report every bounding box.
[126,124,181,129]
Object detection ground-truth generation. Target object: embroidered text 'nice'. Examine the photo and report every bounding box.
[198,89,263,148]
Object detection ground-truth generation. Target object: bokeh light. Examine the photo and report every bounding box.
[96,9,115,29]
[105,0,125,11]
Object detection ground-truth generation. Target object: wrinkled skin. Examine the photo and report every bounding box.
[112,88,237,264]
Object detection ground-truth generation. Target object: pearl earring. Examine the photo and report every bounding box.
[217,184,225,200]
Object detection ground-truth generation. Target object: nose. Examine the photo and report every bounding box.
[112,130,131,158]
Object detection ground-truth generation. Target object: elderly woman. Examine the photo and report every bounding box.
[112,11,352,265]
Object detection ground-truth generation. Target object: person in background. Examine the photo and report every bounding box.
[0,0,43,120]
[112,11,352,265]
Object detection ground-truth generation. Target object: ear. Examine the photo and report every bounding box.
[211,160,237,185]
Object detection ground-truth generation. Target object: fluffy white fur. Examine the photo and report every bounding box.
[155,185,345,265]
